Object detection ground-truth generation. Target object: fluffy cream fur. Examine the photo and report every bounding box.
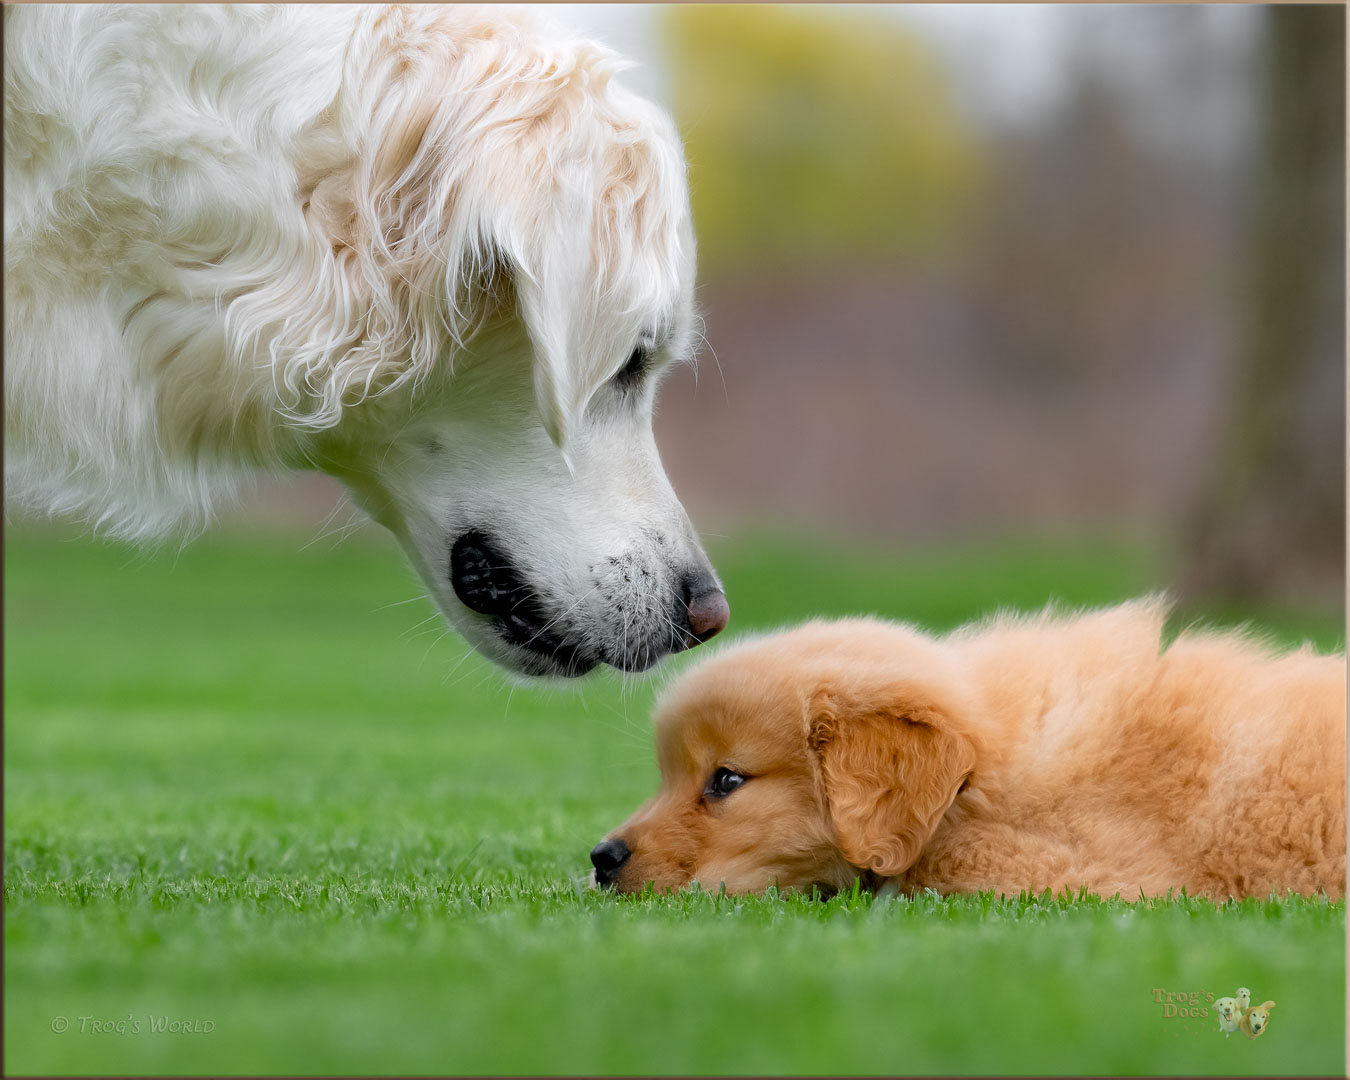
[598,600,1346,899]
[6,5,723,677]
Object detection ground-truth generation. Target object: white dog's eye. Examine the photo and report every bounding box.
[613,346,651,391]
[706,767,747,798]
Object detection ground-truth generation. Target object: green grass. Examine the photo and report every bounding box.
[4,523,1345,1076]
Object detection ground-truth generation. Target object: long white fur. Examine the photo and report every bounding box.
[5,4,714,677]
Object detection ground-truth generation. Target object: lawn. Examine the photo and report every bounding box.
[4,523,1345,1076]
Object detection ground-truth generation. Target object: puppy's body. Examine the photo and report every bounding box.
[600,601,1345,900]
[908,604,1342,899]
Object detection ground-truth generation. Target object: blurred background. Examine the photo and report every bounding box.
[219,2,1344,620]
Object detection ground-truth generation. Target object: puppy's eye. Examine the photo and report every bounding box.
[706,767,746,798]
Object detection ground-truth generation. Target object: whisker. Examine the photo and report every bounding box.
[417,629,452,669]
[376,592,432,612]
[301,493,356,551]
[399,610,445,641]
[521,583,602,650]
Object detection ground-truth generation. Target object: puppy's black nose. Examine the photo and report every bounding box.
[590,837,630,887]
[680,570,729,646]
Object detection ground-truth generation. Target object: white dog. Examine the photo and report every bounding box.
[4,4,729,678]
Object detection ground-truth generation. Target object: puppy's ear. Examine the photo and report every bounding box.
[809,680,975,878]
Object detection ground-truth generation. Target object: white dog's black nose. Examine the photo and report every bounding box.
[682,572,730,646]
[590,838,630,887]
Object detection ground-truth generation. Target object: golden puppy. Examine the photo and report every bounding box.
[591,599,1346,900]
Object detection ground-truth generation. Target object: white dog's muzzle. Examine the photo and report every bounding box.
[449,528,728,677]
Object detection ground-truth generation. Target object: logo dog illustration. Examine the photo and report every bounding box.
[1214,986,1276,1040]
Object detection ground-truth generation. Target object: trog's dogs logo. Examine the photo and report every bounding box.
[1151,984,1277,1041]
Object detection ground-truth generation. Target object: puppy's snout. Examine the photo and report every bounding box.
[590,837,631,887]
[680,570,729,646]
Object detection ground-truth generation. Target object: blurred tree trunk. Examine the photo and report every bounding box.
[1181,4,1345,612]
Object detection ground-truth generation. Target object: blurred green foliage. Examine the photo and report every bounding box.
[665,5,984,270]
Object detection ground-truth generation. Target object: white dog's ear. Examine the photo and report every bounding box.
[511,235,592,453]
[291,90,500,430]
[293,22,674,451]
[301,87,590,452]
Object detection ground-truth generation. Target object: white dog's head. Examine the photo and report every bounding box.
[283,8,726,677]
[6,5,726,679]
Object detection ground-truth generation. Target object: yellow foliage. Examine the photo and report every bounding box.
[663,5,984,270]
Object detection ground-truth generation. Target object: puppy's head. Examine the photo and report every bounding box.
[288,10,724,677]
[593,619,979,894]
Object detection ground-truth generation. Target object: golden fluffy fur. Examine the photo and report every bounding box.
[598,599,1346,900]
